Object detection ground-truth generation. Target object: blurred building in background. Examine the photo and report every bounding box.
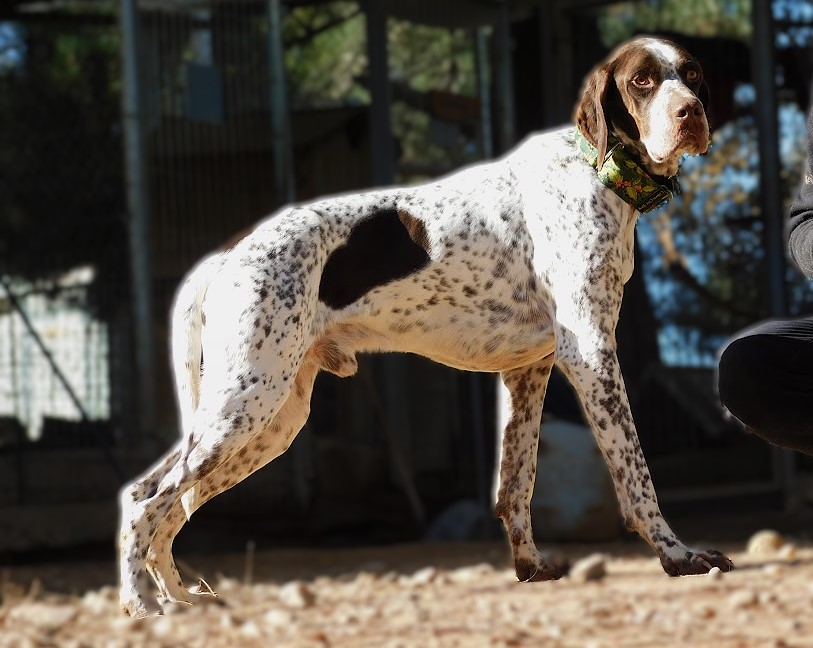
[0,0,810,552]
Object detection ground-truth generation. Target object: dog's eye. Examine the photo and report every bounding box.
[632,74,653,88]
[686,69,700,83]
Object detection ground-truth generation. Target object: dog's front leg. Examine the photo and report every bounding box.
[495,354,568,581]
[556,331,733,576]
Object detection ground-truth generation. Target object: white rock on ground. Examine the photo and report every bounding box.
[746,529,785,554]
[278,580,316,608]
[569,553,607,583]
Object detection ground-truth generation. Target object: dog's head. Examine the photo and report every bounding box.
[574,37,710,179]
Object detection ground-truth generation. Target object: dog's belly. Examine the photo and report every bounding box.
[318,261,556,373]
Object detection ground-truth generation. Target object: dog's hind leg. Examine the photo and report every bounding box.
[118,207,349,616]
[495,353,568,582]
[119,352,307,617]
[146,354,322,604]
[119,295,322,614]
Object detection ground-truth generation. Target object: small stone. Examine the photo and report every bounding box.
[239,620,262,638]
[264,608,294,627]
[729,590,758,609]
[150,616,176,637]
[409,567,439,586]
[216,577,240,592]
[82,590,115,615]
[352,571,380,589]
[787,619,803,632]
[450,563,493,583]
[778,544,797,560]
[8,603,77,633]
[570,554,607,583]
[279,581,316,608]
[747,529,785,554]
[707,566,723,580]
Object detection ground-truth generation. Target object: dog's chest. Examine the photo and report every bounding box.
[509,130,640,286]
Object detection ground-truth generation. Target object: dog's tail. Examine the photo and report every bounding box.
[170,253,222,440]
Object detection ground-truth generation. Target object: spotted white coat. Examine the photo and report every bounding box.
[118,36,731,617]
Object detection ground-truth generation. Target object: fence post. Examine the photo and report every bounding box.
[268,0,296,205]
[751,0,795,506]
[120,0,156,459]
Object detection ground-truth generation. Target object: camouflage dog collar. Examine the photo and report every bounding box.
[575,128,680,213]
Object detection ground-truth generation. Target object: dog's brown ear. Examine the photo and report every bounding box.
[574,63,614,170]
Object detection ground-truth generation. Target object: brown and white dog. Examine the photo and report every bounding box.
[118,37,730,617]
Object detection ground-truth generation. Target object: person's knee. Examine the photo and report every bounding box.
[717,336,762,418]
[718,333,813,454]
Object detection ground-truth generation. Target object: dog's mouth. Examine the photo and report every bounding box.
[648,131,709,164]
[678,128,710,154]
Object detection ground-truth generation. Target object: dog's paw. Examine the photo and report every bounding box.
[660,548,734,577]
[514,554,570,582]
[120,590,163,618]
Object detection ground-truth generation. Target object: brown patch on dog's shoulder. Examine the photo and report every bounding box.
[398,210,431,254]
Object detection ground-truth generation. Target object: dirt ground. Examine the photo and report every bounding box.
[1,534,812,648]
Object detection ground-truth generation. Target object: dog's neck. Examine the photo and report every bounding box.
[575,128,681,214]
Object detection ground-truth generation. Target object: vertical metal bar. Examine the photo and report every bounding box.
[494,0,516,153]
[468,374,494,539]
[475,27,494,160]
[537,0,557,127]
[362,0,415,511]
[268,0,296,205]
[268,0,306,509]
[751,0,794,503]
[752,0,787,318]
[363,0,396,186]
[473,28,495,535]
[550,0,573,124]
[120,0,156,455]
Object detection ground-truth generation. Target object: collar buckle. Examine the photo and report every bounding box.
[635,185,673,213]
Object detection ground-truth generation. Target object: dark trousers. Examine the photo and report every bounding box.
[717,316,813,455]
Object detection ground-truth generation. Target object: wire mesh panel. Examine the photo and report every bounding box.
[0,6,128,510]
[140,1,281,280]
[0,275,111,442]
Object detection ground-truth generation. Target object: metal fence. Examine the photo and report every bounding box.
[0,0,803,548]
[0,9,130,514]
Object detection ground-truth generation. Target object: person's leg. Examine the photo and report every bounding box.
[717,316,813,454]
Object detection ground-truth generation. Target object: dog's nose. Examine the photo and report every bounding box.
[675,98,704,121]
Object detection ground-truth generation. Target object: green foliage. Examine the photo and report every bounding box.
[597,0,751,46]
[282,5,480,175]
[389,20,479,175]
[388,19,476,96]
[283,3,368,107]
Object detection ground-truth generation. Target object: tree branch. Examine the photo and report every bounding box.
[285,8,362,49]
